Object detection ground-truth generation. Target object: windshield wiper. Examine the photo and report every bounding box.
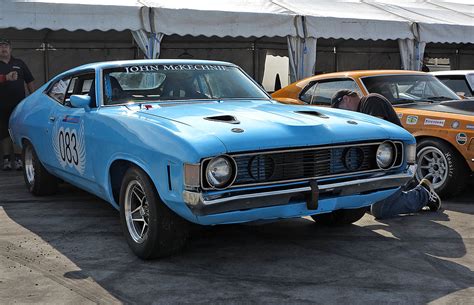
[391,98,434,105]
[424,96,456,101]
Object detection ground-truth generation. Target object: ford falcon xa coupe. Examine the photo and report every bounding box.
[273,70,474,198]
[10,60,415,259]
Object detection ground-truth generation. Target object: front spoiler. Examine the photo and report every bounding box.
[183,172,413,216]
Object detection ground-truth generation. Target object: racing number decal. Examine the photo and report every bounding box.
[58,129,79,165]
[52,121,86,175]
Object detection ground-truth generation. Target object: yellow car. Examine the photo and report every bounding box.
[272,70,474,197]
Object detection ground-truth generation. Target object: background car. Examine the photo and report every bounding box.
[272,70,474,197]
[10,61,415,259]
[431,70,474,98]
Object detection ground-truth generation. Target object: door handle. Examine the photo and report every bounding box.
[49,116,56,122]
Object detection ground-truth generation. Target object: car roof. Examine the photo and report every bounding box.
[49,59,239,82]
[67,59,237,72]
[293,70,428,87]
[314,70,426,79]
[430,70,474,76]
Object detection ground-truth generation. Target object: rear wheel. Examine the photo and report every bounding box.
[22,142,58,195]
[119,166,188,259]
[311,207,367,226]
[415,138,469,198]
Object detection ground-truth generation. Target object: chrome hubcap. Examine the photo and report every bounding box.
[24,146,35,185]
[124,180,150,243]
[416,146,448,188]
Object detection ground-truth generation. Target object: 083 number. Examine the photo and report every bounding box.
[58,130,79,165]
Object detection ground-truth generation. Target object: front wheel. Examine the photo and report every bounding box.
[311,207,367,226]
[415,139,469,198]
[119,166,188,259]
[22,142,58,195]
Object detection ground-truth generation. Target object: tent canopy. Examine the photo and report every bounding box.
[0,0,146,32]
[1,0,472,43]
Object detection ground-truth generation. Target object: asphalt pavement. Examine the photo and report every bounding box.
[1,170,473,305]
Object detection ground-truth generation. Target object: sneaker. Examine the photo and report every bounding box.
[14,158,23,171]
[2,159,12,171]
[419,177,442,211]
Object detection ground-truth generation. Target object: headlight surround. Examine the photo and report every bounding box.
[205,155,236,189]
[376,141,396,169]
[406,143,416,165]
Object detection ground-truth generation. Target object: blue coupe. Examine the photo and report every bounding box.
[9,60,416,259]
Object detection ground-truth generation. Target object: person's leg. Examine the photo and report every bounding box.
[371,185,429,219]
[13,143,22,170]
[1,137,14,170]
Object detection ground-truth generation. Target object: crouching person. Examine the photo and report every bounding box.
[331,90,441,219]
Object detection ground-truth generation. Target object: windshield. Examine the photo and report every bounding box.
[102,64,269,105]
[361,74,460,105]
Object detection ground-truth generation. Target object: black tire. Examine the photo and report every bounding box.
[22,141,58,196]
[311,207,367,226]
[415,138,469,198]
[119,166,188,259]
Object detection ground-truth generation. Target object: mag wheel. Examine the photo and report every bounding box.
[119,166,188,259]
[22,142,58,195]
[415,139,469,198]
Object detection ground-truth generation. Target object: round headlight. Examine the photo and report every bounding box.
[376,142,395,169]
[205,156,236,189]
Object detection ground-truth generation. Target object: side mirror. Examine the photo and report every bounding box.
[70,94,91,111]
[456,92,466,99]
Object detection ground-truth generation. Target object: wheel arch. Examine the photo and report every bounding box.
[21,137,32,148]
[108,158,156,207]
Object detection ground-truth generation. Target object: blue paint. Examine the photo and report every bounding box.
[9,59,415,226]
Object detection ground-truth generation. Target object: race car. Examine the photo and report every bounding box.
[431,70,474,98]
[272,70,474,197]
[10,60,415,259]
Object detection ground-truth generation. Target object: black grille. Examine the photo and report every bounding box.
[201,142,404,189]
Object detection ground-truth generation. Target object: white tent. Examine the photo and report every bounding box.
[1,0,473,82]
[0,0,146,32]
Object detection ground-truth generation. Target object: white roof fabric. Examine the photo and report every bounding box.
[0,0,145,32]
[147,0,298,38]
[1,0,473,43]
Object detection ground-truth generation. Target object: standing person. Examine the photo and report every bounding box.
[421,53,431,72]
[331,89,441,219]
[0,38,35,170]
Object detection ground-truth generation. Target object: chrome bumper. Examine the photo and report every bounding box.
[183,172,413,216]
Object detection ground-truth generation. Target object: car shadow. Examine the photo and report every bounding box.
[1,171,473,304]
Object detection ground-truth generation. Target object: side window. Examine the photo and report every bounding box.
[302,80,361,105]
[64,73,96,108]
[47,77,71,104]
[300,82,317,104]
[81,79,93,94]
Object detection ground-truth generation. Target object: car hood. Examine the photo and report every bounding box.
[396,99,474,117]
[136,100,412,152]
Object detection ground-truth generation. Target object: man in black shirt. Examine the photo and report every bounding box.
[0,38,35,170]
[331,89,441,219]
[331,90,402,126]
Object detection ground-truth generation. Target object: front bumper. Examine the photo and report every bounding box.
[183,171,413,216]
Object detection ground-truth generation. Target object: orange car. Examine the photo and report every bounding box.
[272,70,474,197]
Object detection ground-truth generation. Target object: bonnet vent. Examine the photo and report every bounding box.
[295,110,329,119]
[204,115,240,124]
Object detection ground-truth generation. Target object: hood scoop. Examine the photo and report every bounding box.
[204,115,240,124]
[295,110,329,119]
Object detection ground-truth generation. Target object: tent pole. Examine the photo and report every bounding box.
[253,41,258,81]
[43,30,51,82]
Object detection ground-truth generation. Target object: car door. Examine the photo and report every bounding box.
[47,71,97,184]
